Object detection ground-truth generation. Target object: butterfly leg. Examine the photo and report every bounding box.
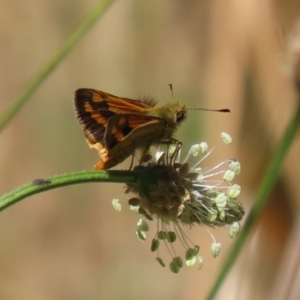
[158,139,182,166]
[128,154,135,170]
[169,140,182,165]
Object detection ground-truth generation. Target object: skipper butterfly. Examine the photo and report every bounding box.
[74,88,230,170]
[74,88,188,169]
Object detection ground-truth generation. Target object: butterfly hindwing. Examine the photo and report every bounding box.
[104,113,163,149]
[95,118,166,169]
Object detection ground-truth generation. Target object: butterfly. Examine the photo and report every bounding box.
[74,88,187,169]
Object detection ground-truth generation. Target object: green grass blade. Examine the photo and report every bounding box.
[0,169,135,212]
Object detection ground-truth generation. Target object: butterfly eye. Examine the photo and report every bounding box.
[176,110,186,122]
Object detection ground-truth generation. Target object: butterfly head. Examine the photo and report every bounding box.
[152,102,187,126]
[175,104,187,123]
[169,102,187,126]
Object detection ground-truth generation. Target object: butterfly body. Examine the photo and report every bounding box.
[74,88,186,169]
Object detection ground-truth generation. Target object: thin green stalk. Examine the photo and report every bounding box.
[206,103,300,300]
[0,170,136,212]
[0,0,116,132]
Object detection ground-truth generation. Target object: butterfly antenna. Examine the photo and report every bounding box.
[187,107,230,113]
[168,83,174,99]
[168,84,230,112]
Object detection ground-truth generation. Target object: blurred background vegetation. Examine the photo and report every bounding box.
[0,0,300,299]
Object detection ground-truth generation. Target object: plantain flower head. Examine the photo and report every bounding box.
[113,132,244,273]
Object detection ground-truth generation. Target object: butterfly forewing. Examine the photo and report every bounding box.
[74,89,155,146]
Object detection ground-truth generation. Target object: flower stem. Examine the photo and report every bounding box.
[0,0,116,132]
[206,102,300,300]
[0,170,136,212]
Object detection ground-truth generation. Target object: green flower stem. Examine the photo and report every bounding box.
[0,170,136,212]
[207,103,300,300]
[0,0,116,132]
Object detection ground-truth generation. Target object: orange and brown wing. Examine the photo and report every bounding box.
[74,88,155,148]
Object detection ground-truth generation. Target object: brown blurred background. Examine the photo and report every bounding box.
[1,0,300,299]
